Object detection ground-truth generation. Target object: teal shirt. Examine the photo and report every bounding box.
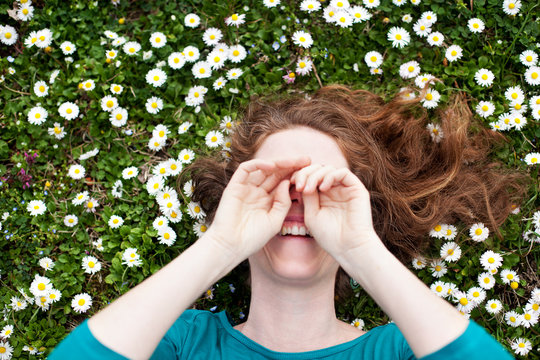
[48,309,513,359]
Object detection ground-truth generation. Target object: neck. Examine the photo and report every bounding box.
[235,266,358,352]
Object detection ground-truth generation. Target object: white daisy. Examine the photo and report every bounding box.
[349,6,371,23]
[39,257,55,271]
[34,81,49,97]
[440,242,461,262]
[399,60,421,79]
[292,30,313,49]
[71,293,92,313]
[123,41,141,55]
[226,68,243,80]
[72,191,89,205]
[511,338,532,356]
[29,274,52,297]
[441,224,458,240]
[420,11,437,25]
[500,269,519,285]
[505,311,520,327]
[524,152,540,165]
[193,220,209,237]
[475,101,495,118]
[122,248,142,267]
[0,25,18,46]
[149,32,167,48]
[27,199,46,216]
[504,86,525,103]
[454,291,475,313]
[48,288,62,303]
[146,96,163,114]
[110,83,123,94]
[387,27,410,48]
[110,107,128,127]
[100,95,118,112]
[168,52,185,70]
[153,216,169,231]
[502,0,521,15]
[474,68,495,87]
[205,130,224,148]
[164,158,182,176]
[467,287,486,304]
[64,214,78,227]
[0,341,13,360]
[402,14,412,23]
[469,223,489,242]
[445,45,463,62]
[0,325,13,339]
[524,66,540,86]
[225,13,246,27]
[187,201,206,220]
[519,50,538,67]
[426,31,444,46]
[414,73,435,89]
[202,28,223,46]
[363,0,380,8]
[146,68,167,87]
[108,215,124,229]
[509,112,526,130]
[519,310,539,328]
[485,299,503,314]
[413,19,431,37]
[183,180,195,197]
[10,297,27,311]
[185,13,200,28]
[478,272,496,290]
[430,281,449,298]
[429,259,447,278]
[105,49,118,59]
[186,86,208,107]
[60,41,76,55]
[192,61,212,79]
[58,102,79,120]
[68,164,85,180]
[122,166,139,180]
[148,137,166,152]
[27,106,48,125]
[334,10,353,28]
[322,6,339,23]
[479,250,503,271]
[84,198,99,213]
[146,176,165,195]
[81,79,96,91]
[18,4,34,21]
[178,121,192,134]
[429,223,445,238]
[158,226,177,246]
[364,51,383,68]
[182,45,200,62]
[421,89,441,109]
[300,0,322,12]
[36,28,53,49]
[213,77,227,90]
[467,18,485,33]
[82,256,101,274]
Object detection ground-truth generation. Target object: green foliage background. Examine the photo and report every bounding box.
[0,0,539,358]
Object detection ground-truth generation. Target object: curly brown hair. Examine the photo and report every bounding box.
[181,84,530,296]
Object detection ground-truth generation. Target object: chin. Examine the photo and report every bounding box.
[251,235,338,284]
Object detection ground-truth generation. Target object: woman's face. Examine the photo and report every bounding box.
[250,126,349,285]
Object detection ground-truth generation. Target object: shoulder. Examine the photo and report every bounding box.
[355,323,415,359]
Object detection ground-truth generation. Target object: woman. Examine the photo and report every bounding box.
[49,85,526,359]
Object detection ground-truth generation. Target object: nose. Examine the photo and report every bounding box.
[289,184,303,204]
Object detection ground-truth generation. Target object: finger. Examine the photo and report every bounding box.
[303,166,336,194]
[293,164,325,191]
[319,168,362,191]
[268,179,292,224]
[302,190,320,220]
[258,157,311,193]
[229,159,276,185]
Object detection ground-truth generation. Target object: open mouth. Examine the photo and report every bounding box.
[280,223,313,238]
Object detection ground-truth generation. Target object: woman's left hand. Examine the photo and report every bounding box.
[291,164,381,260]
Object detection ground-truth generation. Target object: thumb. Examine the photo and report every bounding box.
[268,179,291,224]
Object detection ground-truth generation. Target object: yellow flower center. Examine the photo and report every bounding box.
[446,229,452,235]
[308,4,314,8]
[526,55,532,62]
[473,23,479,29]
[232,14,239,21]
[69,218,74,223]
[194,206,201,213]
[39,85,45,92]
[129,48,135,53]
[106,100,114,108]
[38,283,46,291]
[482,74,488,80]
[171,164,177,170]
[233,50,240,56]
[447,249,454,255]
[435,265,442,271]
[451,50,457,56]
[490,303,497,309]
[174,57,179,63]
[433,36,439,41]
[35,113,41,119]
[89,261,95,268]
[116,114,122,120]
[188,51,194,56]
[509,3,515,9]
[194,92,200,98]
[66,108,72,114]
[201,225,207,232]
[532,72,538,79]
[155,37,161,43]
[459,298,468,305]
[482,105,488,111]
[153,75,159,81]
[210,35,215,40]
[426,93,433,101]
[160,168,166,174]
[113,219,119,224]
[87,202,94,208]
[473,291,479,297]
[436,285,442,292]
[114,86,121,92]
[78,299,85,306]
[85,82,92,88]
[199,68,205,74]
[475,228,482,235]
[171,211,177,218]
[525,314,531,320]
[190,18,195,23]
[164,233,170,239]
[488,257,495,264]
[340,17,346,23]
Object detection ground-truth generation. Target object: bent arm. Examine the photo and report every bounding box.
[79,232,238,360]
[336,234,494,359]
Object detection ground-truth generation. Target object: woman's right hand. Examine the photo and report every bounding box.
[203,157,311,262]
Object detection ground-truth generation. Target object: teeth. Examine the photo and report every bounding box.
[280,224,311,237]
